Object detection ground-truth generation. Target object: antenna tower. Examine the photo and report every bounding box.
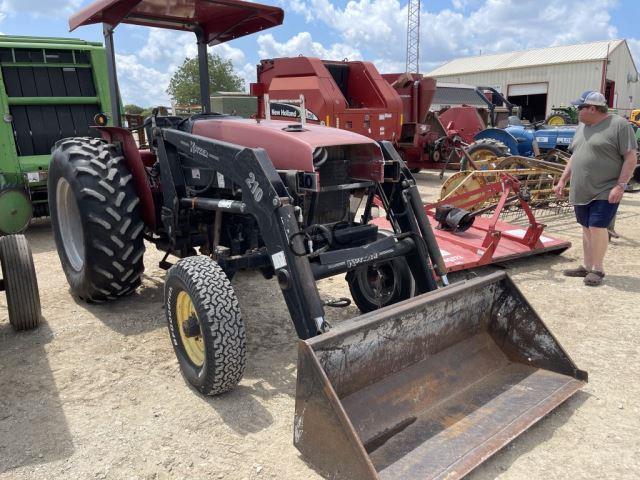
[405,0,420,73]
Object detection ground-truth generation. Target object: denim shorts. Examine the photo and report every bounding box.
[574,200,619,228]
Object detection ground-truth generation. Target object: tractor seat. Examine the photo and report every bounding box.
[177,113,240,133]
[144,115,185,147]
[143,113,241,145]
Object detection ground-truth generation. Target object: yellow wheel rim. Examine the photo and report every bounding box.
[496,157,531,170]
[547,115,566,125]
[439,171,491,211]
[469,148,499,163]
[176,290,205,367]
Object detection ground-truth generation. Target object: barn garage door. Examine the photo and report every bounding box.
[507,83,548,123]
[508,83,548,96]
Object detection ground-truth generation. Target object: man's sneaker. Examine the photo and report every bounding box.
[584,271,605,286]
[562,265,589,277]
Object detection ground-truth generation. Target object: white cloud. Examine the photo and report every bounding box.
[628,38,640,68]
[0,0,82,16]
[115,53,172,107]
[138,29,198,68]
[287,0,314,22]
[211,43,246,67]
[117,29,251,105]
[283,0,626,74]
[257,32,361,60]
[239,62,258,92]
[137,28,247,71]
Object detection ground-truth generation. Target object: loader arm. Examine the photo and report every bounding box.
[156,128,440,339]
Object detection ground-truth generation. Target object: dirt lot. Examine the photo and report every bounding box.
[1,172,639,480]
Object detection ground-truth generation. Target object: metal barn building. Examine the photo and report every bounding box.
[426,39,640,122]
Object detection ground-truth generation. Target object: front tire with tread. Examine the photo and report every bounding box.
[466,139,510,163]
[165,256,246,396]
[0,234,41,330]
[48,137,145,302]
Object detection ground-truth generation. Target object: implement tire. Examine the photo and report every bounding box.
[466,139,510,163]
[347,258,413,313]
[545,112,572,125]
[0,234,41,330]
[165,256,246,396]
[48,137,145,302]
[346,231,413,313]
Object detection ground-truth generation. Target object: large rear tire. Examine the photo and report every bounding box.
[48,137,145,302]
[0,234,41,330]
[165,256,246,395]
[545,112,572,125]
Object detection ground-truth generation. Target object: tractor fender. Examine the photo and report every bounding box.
[473,128,519,156]
[94,126,156,229]
[504,125,535,156]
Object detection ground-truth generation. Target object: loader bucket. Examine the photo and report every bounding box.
[294,271,587,480]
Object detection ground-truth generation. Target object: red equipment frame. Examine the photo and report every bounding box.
[374,174,570,272]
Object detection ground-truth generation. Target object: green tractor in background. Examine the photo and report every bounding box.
[545,104,579,125]
[0,35,113,234]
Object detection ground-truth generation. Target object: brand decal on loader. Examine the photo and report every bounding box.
[190,141,210,159]
[346,251,381,268]
[245,172,264,202]
[270,103,319,121]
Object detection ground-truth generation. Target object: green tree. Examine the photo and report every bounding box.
[140,107,154,118]
[124,104,144,115]
[167,53,245,107]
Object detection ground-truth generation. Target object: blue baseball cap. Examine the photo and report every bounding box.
[571,90,607,107]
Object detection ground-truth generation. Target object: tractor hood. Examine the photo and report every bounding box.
[191,118,385,180]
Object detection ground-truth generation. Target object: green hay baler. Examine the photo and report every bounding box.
[0,35,113,234]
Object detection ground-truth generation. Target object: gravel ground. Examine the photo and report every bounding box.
[1,172,639,480]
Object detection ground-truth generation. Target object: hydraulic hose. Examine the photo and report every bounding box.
[405,184,449,284]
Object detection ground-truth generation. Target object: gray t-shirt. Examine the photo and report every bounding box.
[569,114,636,205]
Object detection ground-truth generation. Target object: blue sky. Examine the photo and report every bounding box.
[1,0,638,106]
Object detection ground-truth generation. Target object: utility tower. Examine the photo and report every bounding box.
[405,0,420,73]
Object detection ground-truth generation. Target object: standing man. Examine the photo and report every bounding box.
[554,91,637,286]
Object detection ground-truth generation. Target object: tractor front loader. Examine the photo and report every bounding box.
[50,1,587,478]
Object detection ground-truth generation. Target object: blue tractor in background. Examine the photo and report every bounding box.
[466,116,578,162]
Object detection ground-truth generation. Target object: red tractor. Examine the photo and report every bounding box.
[49,1,586,479]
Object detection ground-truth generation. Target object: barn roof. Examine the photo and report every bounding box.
[427,39,627,77]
